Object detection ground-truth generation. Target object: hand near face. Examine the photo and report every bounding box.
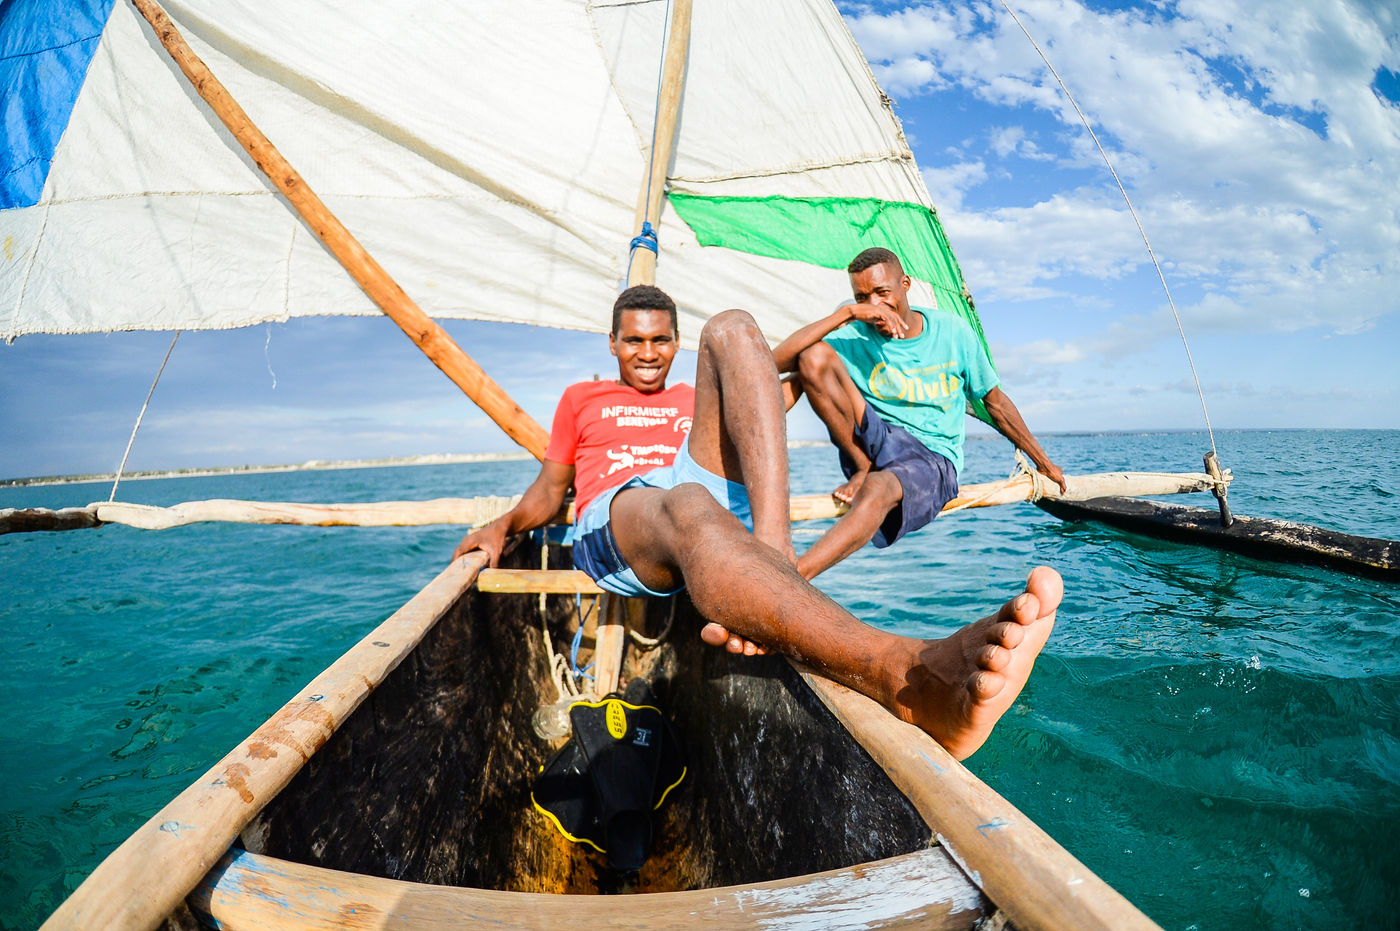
[847,301,909,339]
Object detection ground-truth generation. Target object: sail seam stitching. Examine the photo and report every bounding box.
[6,198,54,341]
[283,223,297,318]
[670,153,915,185]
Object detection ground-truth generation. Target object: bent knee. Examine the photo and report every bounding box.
[855,470,903,508]
[795,340,841,379]
[658,483,742,534]
[700,308,762,345]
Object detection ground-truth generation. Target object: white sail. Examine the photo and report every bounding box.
[2,0,944,347]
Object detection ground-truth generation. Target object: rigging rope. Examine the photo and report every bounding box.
[628,596,676,650]
[110,331,181,502]
[999,1,1219,460]
[623,0,675,285]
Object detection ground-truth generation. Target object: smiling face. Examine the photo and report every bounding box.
[610,308,678,394]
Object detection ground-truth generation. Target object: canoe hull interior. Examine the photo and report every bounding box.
[236,543,933,895]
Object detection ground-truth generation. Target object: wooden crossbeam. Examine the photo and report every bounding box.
[190,846,983,929]
[474,569,603,594]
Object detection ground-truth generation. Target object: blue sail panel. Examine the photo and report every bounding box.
[0,0,115,208]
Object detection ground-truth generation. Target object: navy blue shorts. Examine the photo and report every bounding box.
[839,406,958,548]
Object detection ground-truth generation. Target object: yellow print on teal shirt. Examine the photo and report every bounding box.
[867,361,961,407]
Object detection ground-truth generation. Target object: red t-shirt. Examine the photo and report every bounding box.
[545,380,696,517]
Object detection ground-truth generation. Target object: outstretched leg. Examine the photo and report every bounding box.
[610,481,1061,760]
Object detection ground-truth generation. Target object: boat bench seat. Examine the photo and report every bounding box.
[189,846,987,929]
[475,568,604,594]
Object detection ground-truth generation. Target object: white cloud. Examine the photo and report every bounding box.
[921,160,987,210]
[872,57,942,96]
[842,0,1400,353]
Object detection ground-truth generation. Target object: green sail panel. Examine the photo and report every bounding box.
[668,193,994,422]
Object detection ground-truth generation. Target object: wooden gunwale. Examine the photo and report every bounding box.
[40,554,490,931]
[798,672,1161,931]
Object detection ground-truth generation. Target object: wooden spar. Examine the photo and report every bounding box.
[799,671,1162,931]
[125,0,549,461]
[189,846,984,929]
[89,496,521,531]
[790,467,1224,521]
[626,0,694,287]
[0,469,1223,534]
[40,553,490,931]
[0,505,101,534]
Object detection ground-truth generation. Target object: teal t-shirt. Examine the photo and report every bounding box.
[823,306,998,473]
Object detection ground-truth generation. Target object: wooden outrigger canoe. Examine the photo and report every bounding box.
[44,538,1161,931]
[1036,494,1400,581]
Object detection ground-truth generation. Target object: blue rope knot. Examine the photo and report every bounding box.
[629,221,659,255]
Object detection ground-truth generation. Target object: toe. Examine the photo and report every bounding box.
[970,667,1007,701]
[1010,591,1041,626]
[978,641,1012,672]
[700,622,729,647]
[1025,566,1064,615]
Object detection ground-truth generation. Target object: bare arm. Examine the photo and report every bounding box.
[771,303,908,372]
[981,387,1068,494]
[451,459,576,565]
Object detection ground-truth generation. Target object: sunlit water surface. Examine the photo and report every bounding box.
[3,429,1397,930]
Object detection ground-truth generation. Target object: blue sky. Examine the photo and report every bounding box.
[3,0,1398,480]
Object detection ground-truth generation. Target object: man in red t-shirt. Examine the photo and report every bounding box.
[453,285,1065,761]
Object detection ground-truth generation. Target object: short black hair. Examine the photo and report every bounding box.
[847,247,905,277]
[612,284,679,336]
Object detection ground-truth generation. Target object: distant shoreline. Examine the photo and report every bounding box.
[3,444,840,488]
[0,452,535,488]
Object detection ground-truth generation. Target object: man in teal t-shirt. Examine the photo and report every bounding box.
[774,247,1066,579]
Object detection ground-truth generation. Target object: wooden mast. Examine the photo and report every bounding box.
[590,0,694,694]
[625,0,694,289]
[592,0,695,697]
[126,0,550,460]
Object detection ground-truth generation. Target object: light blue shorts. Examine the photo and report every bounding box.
[571,438,752,598]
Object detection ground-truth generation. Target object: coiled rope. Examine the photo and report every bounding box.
[999,1,1219,460]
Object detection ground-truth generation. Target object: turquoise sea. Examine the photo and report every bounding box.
[2,428,1397,930]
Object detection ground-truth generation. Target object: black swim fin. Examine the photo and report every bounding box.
[529,679,685,873]
[530,734,605,852]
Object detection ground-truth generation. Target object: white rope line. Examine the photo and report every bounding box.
[999,1,1219,460]
[941,451,1048,514]
[629,597,676,650]
[942,466,1024,513]
[110,330,181,502]
[1013,449,1047,501]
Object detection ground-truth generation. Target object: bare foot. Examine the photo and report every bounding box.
[833,469,868,504]
[888,566,1062,760]
[700,621,769,656]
